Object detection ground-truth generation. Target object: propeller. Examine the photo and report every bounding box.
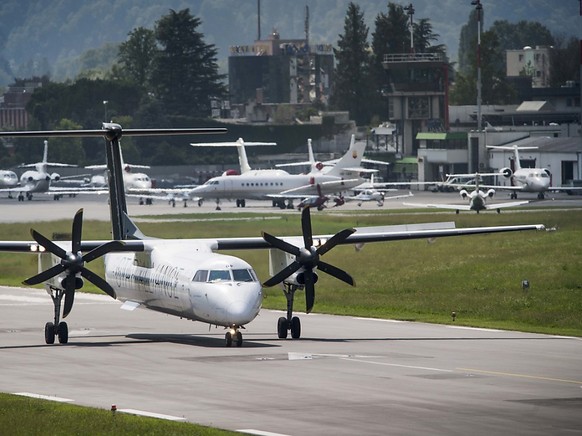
[23,208,124,318]
[261,207,356,313]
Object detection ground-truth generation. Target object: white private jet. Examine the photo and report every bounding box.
[487,144,582,199]
[189,136,372,210]
[404,172,529,213]
[0,140,78,201]
[0,169,19,197]
[0,123,545,346]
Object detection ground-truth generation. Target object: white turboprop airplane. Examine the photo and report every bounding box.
[0,140,78,201]
[0,124,545,346]
[487,144,582,199]
[189,136,371,210]
[404,172,529,213]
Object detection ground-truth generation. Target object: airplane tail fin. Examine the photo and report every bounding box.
[487,144,537,172]
[325,135,367,177]
[236,138,252,174]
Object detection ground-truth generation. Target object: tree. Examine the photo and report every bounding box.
[151,9,226,118]
[331,2,373,126]
[113,27,157,88]
[550,35,579,87]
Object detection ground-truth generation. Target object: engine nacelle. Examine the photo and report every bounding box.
[51,172,61,181]
[459,189,469,199]
[500,167,512,178]
[296,271,318,286]
[542,168,551,177]
[485,189,495,198]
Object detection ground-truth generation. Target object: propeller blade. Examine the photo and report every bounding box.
[301,207,313,248]
[262,231,300,256]
[262,261,302,287]
[71,209,83,254]
[23,263,66,285]
[303,269,316,313]
[83,240,125,263]
[316,228,355,257]
[62,275,76,318]
[317,260,355,286]
[30,229,67,259]
[80,267,116,299]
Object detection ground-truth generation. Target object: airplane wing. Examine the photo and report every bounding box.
[484,200,530,209]
[279,179,360,196]
[402,202,473,211]
[207,221,545,251]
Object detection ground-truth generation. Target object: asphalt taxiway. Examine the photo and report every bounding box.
[1,286,581,435]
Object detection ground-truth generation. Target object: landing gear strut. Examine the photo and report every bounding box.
[277,283,302,339]
[45,286,69,344]
[225,326,244,347]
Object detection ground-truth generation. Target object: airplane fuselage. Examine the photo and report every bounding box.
[511,169,551,193]
[19,169,51,193]
[191,171,362,200]
[0,170,18,189]
[104,243,263,327]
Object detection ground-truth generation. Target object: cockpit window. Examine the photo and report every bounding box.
[232,269,257,282]
[208,270,231,282]
[192,270,208,282]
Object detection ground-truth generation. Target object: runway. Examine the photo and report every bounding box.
[1,189,581,223]
[1,286,581,435]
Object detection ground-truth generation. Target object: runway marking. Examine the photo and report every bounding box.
[0,294,48,304]
[446,325,502,332]
[354,317,405,323]
[238,430,291,436]
[117,408,186,421]
[458,368,582,385]
[342,357,452,373]
[14,392,74,402]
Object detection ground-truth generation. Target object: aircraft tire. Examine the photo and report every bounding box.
[45,322,55,344]
[225,331,233,347]
[277,317,289,339]
[236,331,243,347]
[290,316,301,339]
[58,321,68,344]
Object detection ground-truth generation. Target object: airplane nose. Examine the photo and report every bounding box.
[227,291,262,325]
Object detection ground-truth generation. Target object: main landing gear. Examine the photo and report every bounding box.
[225,326,244,347]
[45,286,69,344]
[277,283,302,339]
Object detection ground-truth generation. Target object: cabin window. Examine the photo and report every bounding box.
[192,270,208,282]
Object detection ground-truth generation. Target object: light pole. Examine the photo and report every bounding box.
[103,100,108,122]
[471,0,482,131]
[404,3,415,54]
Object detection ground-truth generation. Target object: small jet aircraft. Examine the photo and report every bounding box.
[0,169,19,197]
[403,172,529,213]
[0,140,78,201]
[189,135,371,210]
[487,144,582,199]
[0,124,545,346]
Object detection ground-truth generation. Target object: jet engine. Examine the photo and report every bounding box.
[459,189,469,199]
[500,167,513,178]
[51,172,61,181]
[542,168,551,177]
[485,189,495,198]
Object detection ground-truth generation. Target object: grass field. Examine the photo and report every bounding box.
[1,207,580,336]
[0,393,237,435]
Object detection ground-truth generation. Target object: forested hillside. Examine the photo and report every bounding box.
[0,0,578,86]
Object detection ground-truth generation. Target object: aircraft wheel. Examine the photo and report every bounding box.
[225,331,233,347]
[277,317,289,339]
[58,321,68,344]
[290,316,301,339]
[45,322,55,344]
[235,331,243,347]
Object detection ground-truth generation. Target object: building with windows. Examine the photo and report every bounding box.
[506,46,552,88]
[228,30,334,119]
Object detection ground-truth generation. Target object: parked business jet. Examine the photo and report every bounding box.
[487,144,582,199]
[0,124,544,346]
[189,136,370,210]
[0,140,78,201]
[0,169,19,197]
[404,172,529,213]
